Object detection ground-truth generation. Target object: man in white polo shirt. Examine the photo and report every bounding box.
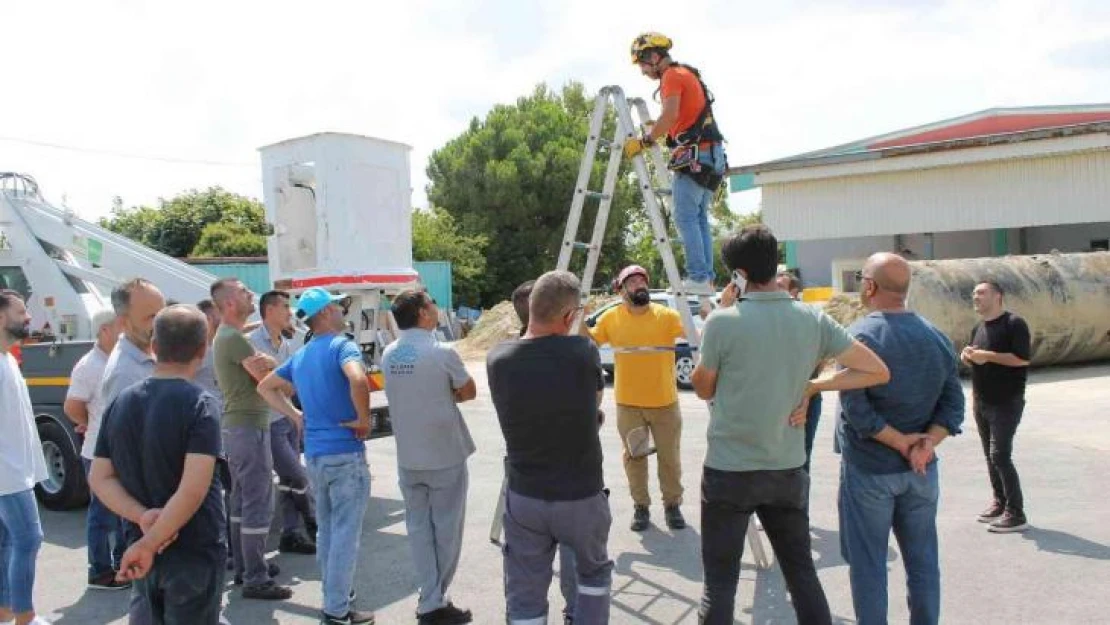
[64,308,128,591]
[383,290,477,625]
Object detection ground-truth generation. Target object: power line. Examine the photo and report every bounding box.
[0,135,256,168]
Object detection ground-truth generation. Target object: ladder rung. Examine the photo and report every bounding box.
[654,188,672,196]
[572,241,595,250]
[580,190,609,201]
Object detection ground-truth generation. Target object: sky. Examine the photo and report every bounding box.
[2,0,1109,223]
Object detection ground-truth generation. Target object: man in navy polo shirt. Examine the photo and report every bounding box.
[257,288,375,625]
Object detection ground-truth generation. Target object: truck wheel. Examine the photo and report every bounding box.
[675,354,696,390]
[35,420,90,511]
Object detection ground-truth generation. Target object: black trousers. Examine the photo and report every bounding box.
[699,466,832,625]
[974,396,1025,516]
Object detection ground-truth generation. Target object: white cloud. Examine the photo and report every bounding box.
[2,0,1107,222]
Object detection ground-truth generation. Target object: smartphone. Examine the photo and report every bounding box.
[731,269,747,294]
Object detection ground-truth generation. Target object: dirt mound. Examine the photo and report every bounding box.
[824,293,867,327]
[456,301,521,358]
[455,294,621,360]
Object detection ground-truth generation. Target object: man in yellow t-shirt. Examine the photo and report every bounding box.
[587,265,687,531]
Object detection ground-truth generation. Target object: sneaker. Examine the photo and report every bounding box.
[87,571,131,590]
[977,501,1005,523]
[321,609,375,624]
[418,603,473,625]
[665,505,687,530]
[988,512,1029,533]
[631,505,650,532]
[279,531,317,555]
[234,562,281,585]
[242,580,293,600]
[680,279,716,296]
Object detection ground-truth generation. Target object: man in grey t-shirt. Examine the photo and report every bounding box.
[383,290,477,625]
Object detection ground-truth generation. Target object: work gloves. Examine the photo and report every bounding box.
[623,132,655,159]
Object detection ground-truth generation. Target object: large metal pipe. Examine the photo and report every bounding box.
[907,251,1110,366]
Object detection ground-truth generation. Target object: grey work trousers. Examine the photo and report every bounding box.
[398,462,469,615]
[271,416,315,534]
[503,490,613,625]
[225,425,275,587]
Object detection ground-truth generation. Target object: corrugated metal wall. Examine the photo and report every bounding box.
[414,261,453,311]
[764,149,1110,241]
[184,259,453,310]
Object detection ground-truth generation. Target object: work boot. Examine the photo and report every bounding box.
[321,609,376,624]
[417,602,473,624]
[988,512,1029,534]
[631,505,650,532]
[279,531,317,554]
[665,505,687,530]
[241,580,293,600]
[87,571,131,591]
[234,562,281,585]
[977,501,1005,523]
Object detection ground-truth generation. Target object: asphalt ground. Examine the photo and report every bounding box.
[29,361,1110,624]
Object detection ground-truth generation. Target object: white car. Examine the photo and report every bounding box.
[585,291,715,390]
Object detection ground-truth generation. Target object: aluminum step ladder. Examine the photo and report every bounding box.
[490,85,772,571]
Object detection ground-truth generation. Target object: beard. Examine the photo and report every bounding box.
[630,288,651,307]
[5,321,29,339]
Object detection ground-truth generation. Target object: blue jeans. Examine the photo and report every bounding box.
[83,458,125,576]
[672,172,716,284]
[306,452,370,617]
[839,460,940,625]
[0,489,44,614]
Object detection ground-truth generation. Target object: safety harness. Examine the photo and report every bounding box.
[655,63,728,191]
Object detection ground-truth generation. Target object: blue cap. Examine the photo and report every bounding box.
[294,287,349,320]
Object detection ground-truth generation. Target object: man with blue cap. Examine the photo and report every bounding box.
[257,287,376,625]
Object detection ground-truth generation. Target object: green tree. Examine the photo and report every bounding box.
[192,222,268,257]
[412,207,488,306]
[100,187,269,258]
[426,83,637,304]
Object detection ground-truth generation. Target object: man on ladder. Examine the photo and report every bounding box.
[623,32,728,295]
[583,265,687,532]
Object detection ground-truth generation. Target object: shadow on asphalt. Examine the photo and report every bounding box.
[40,507,89,550]
[611,526,703,624]
[1021,527,1110,560]
[1025,362,1110,386]
[49,588,131,624]
[44,495,412,624]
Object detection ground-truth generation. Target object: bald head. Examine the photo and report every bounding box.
[865,252,912,295]
[152,304,209,364]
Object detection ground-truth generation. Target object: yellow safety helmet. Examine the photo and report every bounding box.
[630,32,673,64]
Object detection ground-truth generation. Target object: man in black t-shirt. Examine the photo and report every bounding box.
[488,271,613,625]
[90,305,227,624]
[961,281,1031,533]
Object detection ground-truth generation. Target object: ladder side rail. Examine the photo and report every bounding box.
[578,118,629,301]
[630,97,676,197]
[556,90,613,272]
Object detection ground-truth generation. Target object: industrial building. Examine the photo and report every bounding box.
[729,105,1110,292]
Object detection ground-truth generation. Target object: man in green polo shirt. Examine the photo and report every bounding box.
[212,278,294,601]
[691,225,890,625]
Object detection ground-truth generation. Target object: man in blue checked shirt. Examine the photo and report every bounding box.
[837,252,965,625]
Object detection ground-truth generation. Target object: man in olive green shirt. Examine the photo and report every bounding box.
[212,278,294,601]
[691,225,890,625]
